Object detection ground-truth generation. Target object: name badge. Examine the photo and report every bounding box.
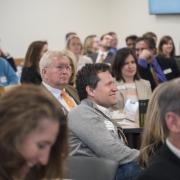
[0,76,7,83]
[164,68,172,74]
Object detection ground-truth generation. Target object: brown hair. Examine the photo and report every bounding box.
[0,84,68,179]
[24,41,48,70]
[83,34,97,55]
[158,35,176,57]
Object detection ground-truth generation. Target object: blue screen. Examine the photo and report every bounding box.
[149,0,180,14]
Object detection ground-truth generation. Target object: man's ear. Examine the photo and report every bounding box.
[86,86,95,97]
[165,112,180,133]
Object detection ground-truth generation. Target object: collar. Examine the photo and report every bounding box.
[98,50,108,57]
[96,103,112,119]
[42,81,63,97]
[166,138,180,159]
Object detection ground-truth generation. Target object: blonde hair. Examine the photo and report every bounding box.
[65,35,83,54]
[139,82,168,167]
[83,34,97,55]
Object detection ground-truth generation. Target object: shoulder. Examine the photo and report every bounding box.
[139,79,151,86]
[68,100,100,122]
[0,57,8,66]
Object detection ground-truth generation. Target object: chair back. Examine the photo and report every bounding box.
[64,156,118,180]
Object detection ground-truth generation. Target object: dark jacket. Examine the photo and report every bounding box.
[137,144,180,180]
[21,66,42,85]
[156,55,180,80]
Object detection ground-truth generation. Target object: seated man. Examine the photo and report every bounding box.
[135,37,167,90]
[0,57,19,86]
[89,33,115,65]
[39,51,79,115]
[68,63,141,180]
[137,78,180,180]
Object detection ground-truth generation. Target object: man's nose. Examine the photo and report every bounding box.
[112,84,118,92]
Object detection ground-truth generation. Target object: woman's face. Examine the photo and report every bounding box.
[16,119,59,179]
[121,54,137,81]
[40,44,48,58]
[68,37,82,55]
[162,40,173,56]
[92,37,99,52]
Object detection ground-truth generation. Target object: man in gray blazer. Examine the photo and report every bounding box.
[68,63,141,180]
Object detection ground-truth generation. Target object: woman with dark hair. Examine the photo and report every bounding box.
[21,40,48,84]
[112,48,152,127]
[0,84,68,180]
[156,35,180,80]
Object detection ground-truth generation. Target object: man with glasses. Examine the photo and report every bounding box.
[135,37,166,90]
[125,35,138,50]
[39,51,79,115]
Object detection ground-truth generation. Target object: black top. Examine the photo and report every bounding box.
[137,144,180,180]
[21,66,42,85]
[156,55,180,80]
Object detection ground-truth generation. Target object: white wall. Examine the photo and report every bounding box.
[111,0,180,54]
[1,0,180,57]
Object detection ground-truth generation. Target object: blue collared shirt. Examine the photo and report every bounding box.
[138,57,167,82]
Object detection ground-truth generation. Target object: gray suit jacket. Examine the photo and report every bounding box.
[68,99,139,165]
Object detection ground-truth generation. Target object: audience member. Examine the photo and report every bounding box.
[142,31,158,46]
[135,37,166,90]
[112,48,152,127]
[137,78,180,180]
[89,33,115,65]
[39,51,79,115]
[68,63,141,180]
[0,57,19,86]
[62,50,76,85]
[21,40,48,85]
[108,31,119,53]
[0,48,17,71]
[83,34,99,56]
[65,35,92,71]
[0,84,67,180]
[139,82,168,167]
[65,32,77,41]
[156,35,180,80]
[125,35,138,50]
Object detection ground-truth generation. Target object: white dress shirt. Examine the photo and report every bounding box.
[42,81,77,112]
[166,138,180,159]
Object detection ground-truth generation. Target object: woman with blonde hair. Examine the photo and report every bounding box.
[139,82,168,167]
[83,34,99,56]
[65,35,92,72]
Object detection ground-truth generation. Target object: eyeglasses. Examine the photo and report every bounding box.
[52,64,72,71]
[135,48,147,52]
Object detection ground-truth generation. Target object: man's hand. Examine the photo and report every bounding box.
[139,49,153,63]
